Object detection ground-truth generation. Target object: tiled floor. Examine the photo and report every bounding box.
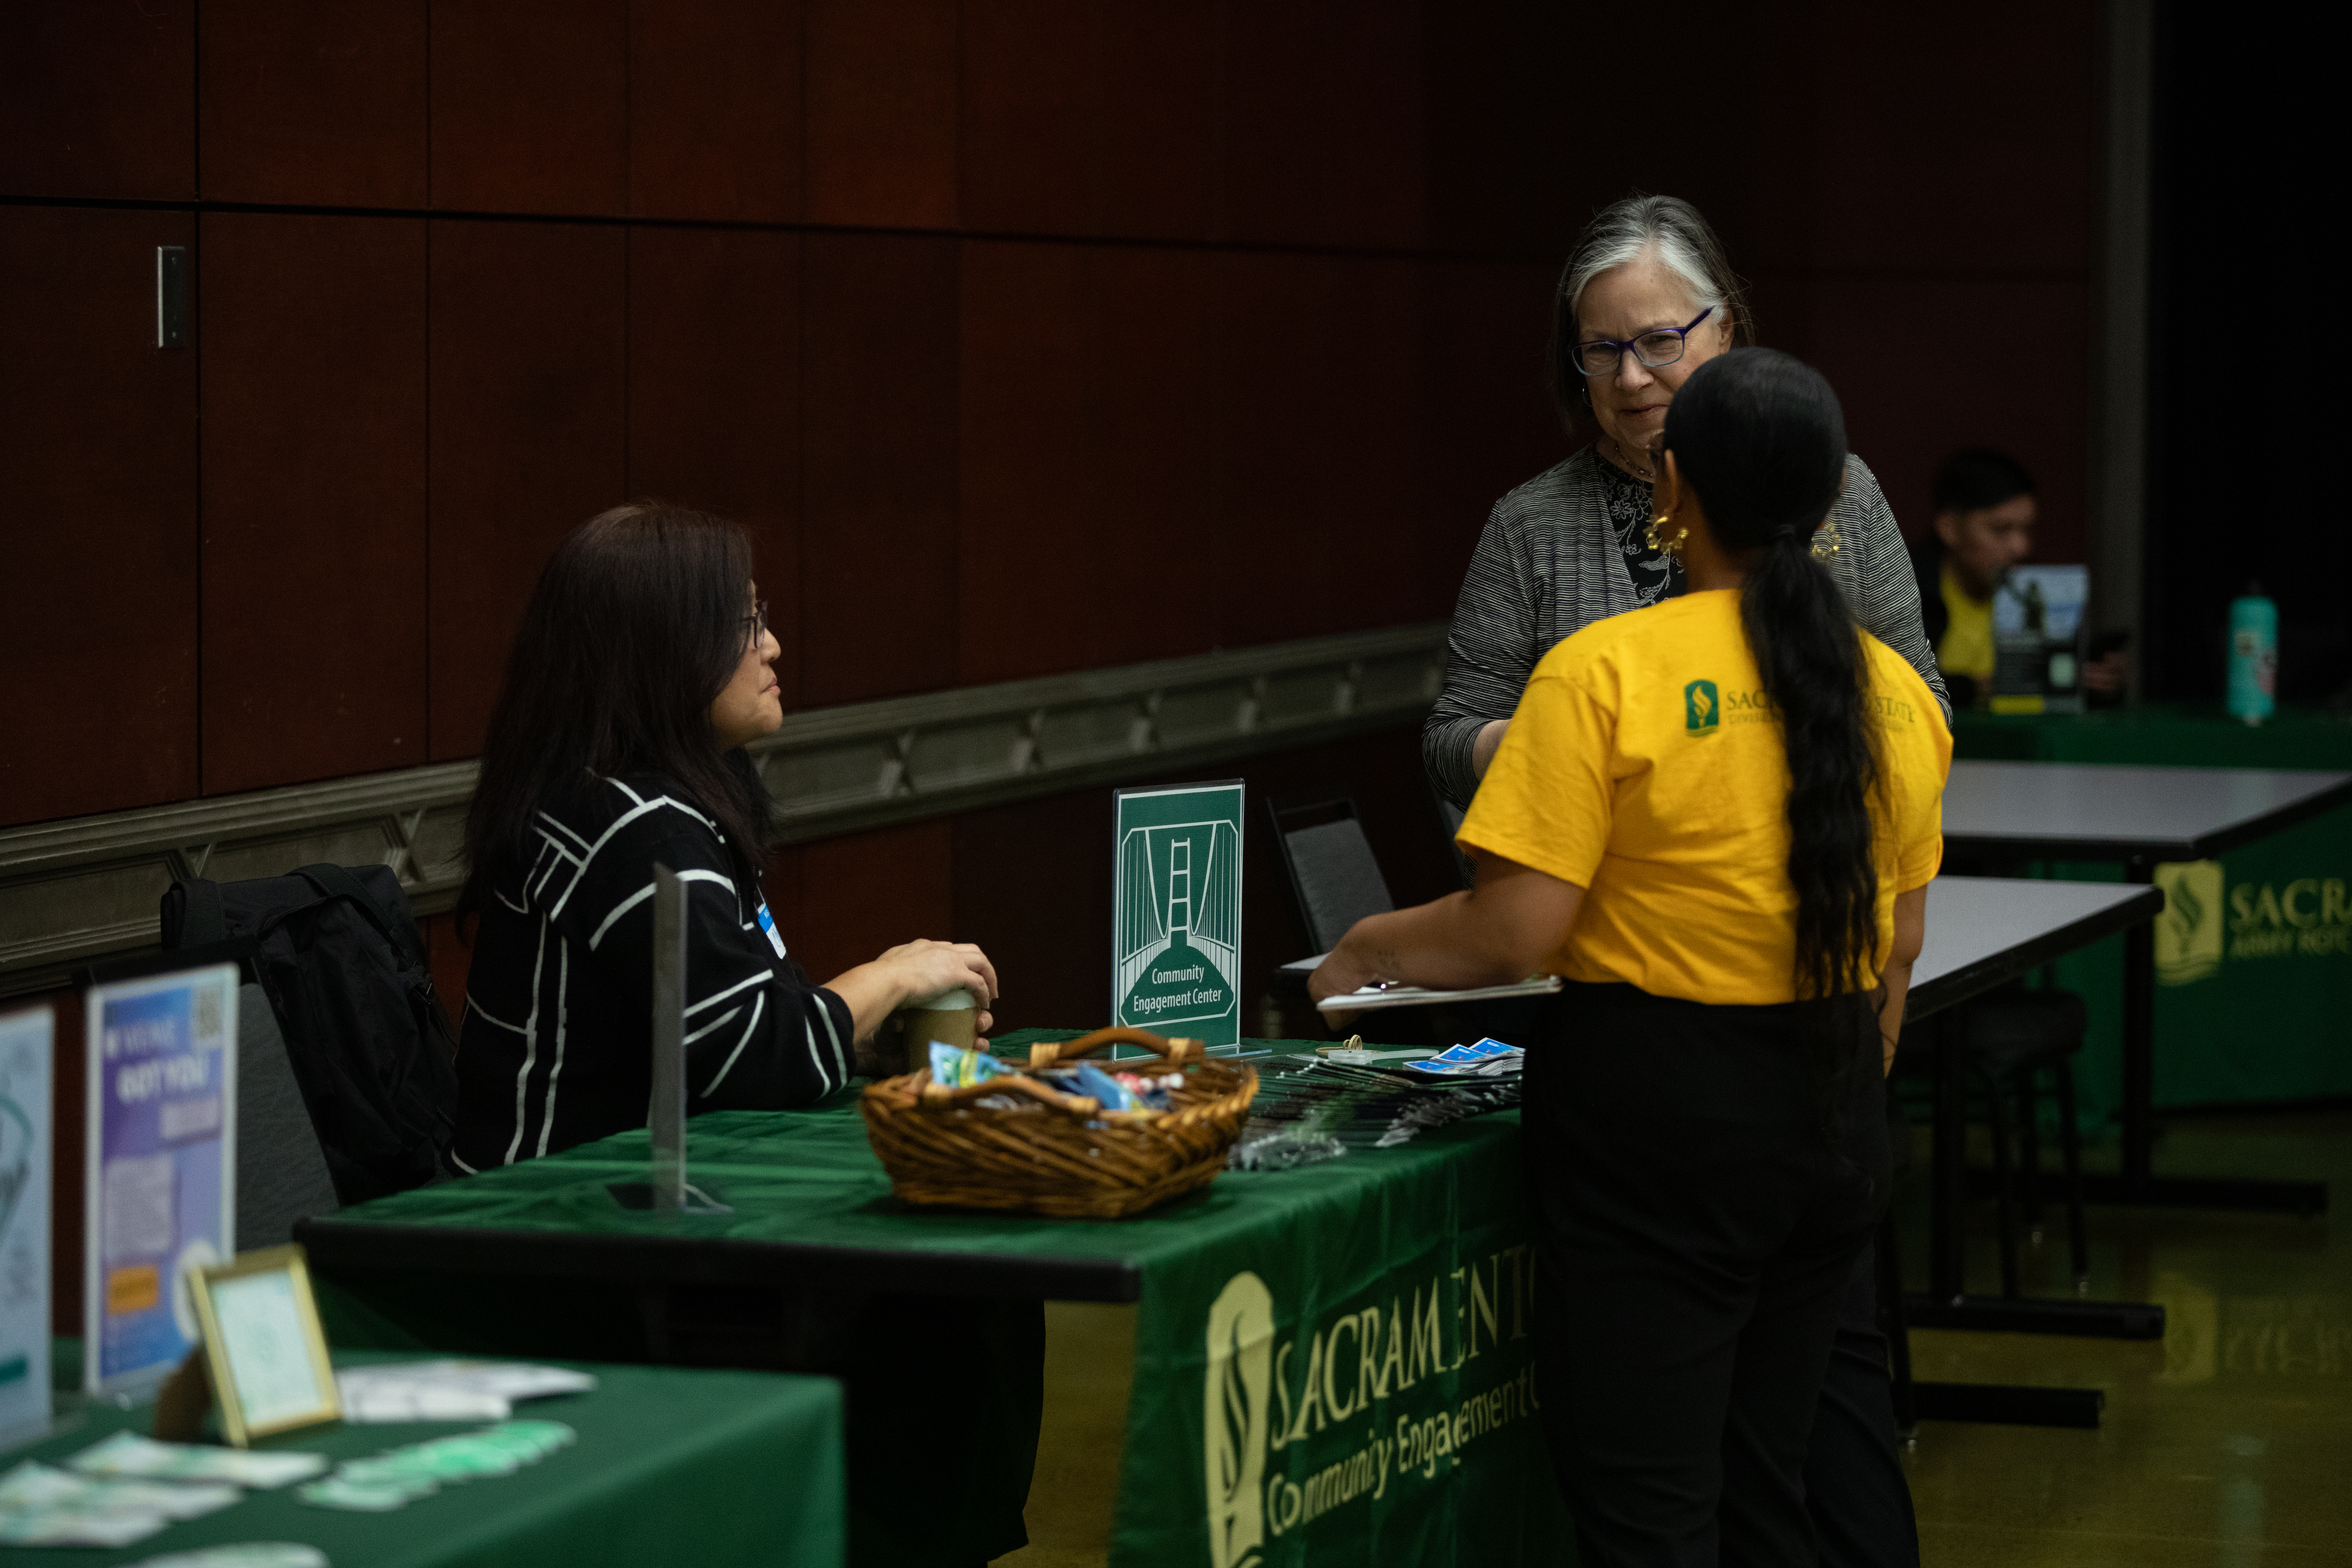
[998,1109,2352,1566]
[1902,1109,2352,1566]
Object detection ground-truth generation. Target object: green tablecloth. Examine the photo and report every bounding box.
[4,1351,843,1568]
[1950,703,2352,1117]
[303,1035,1571,1568]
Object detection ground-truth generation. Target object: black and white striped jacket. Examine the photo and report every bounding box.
[451,773,853,1169]
[1423,446,1953,808]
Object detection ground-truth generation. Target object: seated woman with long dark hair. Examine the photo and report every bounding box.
[1312,350,1949,1566]
[451,502,1000,1169]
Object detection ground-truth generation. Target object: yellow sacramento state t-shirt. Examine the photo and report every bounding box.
[1459,589,1952,1006]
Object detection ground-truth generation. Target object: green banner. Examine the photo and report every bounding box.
[1113,1095,1571,1567]
[1952,706,2352,1116]
[1114,782,1246,1047]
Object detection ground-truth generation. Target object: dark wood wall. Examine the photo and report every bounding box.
[2,0,2104,825]
[6,6,2108,1320]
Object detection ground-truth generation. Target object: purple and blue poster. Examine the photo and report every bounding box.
[82,964,238,1394]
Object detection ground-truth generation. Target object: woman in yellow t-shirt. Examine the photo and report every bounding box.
[1312,349,1950,1567]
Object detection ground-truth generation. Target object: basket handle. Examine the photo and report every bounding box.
[1026,1027,1203,1070]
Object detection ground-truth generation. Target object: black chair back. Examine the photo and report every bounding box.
[1267,792,1395,953]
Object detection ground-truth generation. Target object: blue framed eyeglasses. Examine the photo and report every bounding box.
[1571,307,1716,377]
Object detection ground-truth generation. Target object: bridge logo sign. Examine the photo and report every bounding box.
[1113,780,1244,1048]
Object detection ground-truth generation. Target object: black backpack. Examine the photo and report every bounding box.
[162,863,460,1205]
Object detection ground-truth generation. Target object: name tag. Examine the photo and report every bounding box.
[756,902,787,959]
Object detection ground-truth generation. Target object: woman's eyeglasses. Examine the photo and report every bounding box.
[741,600,769,650]
[1571,306,1715,377]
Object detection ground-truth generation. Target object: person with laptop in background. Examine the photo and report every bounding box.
[1912,448,2125,706]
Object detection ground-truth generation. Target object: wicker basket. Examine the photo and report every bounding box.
[859,1027,1259,1219]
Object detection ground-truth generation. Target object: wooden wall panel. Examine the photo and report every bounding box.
[786,822,955,988]
[1778,274,2092,562]
[956,241,1093,685]
[1418,261,1566,620]
[803,0,958,229]
[628,0,803,222]
[1314,257,1422,631]
[427,221,627,760]
[958,2,1218,241]
[1089,248,1219,668]
[1745,1,2094,275]
[200,214,429,793]
[626,227,803,707]
[0,1,193,200]
[956,239,1220,682]
[199,0,428,207]
[1421,0,1579,259]
[0,207,198,826]
[798,233,959,706]
[1213,254,1327,649]
[429,0,626,214]
[1220,0,1424,249]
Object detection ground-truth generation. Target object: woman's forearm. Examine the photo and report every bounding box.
[824,962,907,1043]
[1335,893,1529,992]
[1878,961,1914,1076]
[1313,855,1584,1003]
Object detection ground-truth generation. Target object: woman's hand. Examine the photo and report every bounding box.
[825,939,1000,1045]
[872,939,1000,1033]
[1308,935,1385,1005]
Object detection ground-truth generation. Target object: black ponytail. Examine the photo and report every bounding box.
[1664,349,1880,1003]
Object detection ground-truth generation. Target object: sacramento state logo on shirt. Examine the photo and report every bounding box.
[1684,679,1719,733]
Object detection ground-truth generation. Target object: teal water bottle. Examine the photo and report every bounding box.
[2227,584,2277,725]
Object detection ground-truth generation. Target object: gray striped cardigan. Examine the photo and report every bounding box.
[1423,445,1952,808]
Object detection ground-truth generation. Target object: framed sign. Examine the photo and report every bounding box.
[1112,781,1244,1049]
[189,1245,341,1446]
[0,1005,51,1447]
[84,963,239,1395]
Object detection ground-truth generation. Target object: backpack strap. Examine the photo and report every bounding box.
[292,864,429,972]
[167,877,228,949]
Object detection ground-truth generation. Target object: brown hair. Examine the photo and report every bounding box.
[460,503,771,915]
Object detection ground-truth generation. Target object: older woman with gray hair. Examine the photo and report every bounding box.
[1426,195,1938,1567]
[1425,195,1948,803]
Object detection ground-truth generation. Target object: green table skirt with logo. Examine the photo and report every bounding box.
[300,1036,1573,1568]
[1952,704,2352,1119]
[5,1350,843,1568]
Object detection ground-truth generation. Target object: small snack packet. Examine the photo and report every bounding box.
[1041,1062,1143,1111]
[929,1042,1013,1089]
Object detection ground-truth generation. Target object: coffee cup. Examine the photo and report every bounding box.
[895,986,978,1072]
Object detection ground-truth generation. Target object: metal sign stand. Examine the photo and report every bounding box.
[611,866,728,1213]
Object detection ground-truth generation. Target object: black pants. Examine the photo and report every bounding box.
[1808,1244,1920,1568]
[1525,983,1891,1568]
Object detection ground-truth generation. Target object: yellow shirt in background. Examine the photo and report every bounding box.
[1459,590,1952,1006]
[1937,564,1995,684]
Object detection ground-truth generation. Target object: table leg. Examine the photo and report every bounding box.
[1931,1011,1968,1303]
[2121,855,2156,1187]
[2076,860,2330,1217]
[1917,1001,2165,1341]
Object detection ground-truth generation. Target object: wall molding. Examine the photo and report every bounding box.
[0,622,1448,999]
